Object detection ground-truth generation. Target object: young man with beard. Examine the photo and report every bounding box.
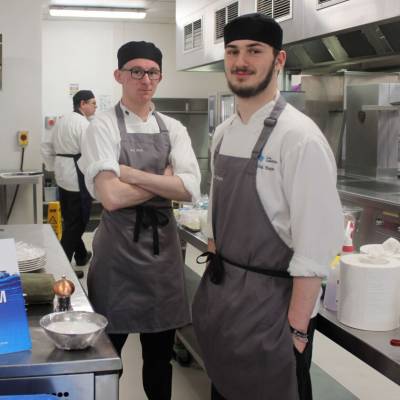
[192,13,343,400]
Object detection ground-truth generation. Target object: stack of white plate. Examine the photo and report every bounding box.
[16,241,47,273]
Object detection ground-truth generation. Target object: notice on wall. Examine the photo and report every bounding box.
[0,238,32,355]
[98,94,112,112]
[69,83,79,97]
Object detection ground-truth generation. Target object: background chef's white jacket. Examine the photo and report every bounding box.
[78,102,201,202]
[208,93,344,317]
[41,112,90,192]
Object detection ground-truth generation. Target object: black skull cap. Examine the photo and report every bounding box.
[117,41,162,71]
[224,13,283,50]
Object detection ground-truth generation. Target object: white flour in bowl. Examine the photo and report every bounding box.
[47,320,99,334]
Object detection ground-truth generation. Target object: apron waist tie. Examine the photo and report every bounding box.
[56,153,80,158]
[133,206,171,255]
[196,251,291,285]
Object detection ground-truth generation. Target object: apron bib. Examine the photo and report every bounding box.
[192,96,298,400]
[88,104,190,333]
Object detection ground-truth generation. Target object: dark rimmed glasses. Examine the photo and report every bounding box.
[121,67,161,81]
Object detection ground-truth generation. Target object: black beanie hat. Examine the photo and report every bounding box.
[117,41,162,71]
[224,13,283,50]
[72,90,95,107]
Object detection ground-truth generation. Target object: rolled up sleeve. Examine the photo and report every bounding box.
[283,136,344,278]
[78,116,120,199]
[168,121,201,203]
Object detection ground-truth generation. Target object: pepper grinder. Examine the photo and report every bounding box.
[53,275,75,312]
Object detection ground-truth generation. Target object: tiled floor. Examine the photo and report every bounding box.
[77,232,400,400]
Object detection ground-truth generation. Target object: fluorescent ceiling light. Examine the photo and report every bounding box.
[49,6,146,20]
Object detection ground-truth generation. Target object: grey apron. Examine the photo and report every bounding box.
[88,104,190,333]
[192,96,298,400]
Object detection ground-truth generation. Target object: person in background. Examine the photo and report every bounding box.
[192,13,344,400]
[41,90,97,277]
[78,41,200,400]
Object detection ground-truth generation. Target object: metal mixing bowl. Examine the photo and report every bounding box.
[40,311,108,350]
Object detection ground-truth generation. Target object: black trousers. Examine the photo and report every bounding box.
[59,187,90,263]
[211,318,316,400]
[109,329,176,400]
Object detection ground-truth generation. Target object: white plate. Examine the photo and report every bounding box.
[19,262,46,270]
[19,265,45,272]
[16,241,46,262]
[19,257,47,267]
[19,259,46,270]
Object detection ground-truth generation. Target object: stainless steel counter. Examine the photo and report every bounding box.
[337,175,400,207]
[178,227,400,386]
[336,175,400,249]
[0,224,122,399]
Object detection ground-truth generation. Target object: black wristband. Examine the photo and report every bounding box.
[290,326,309,343]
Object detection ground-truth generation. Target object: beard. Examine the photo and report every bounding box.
[226,58,276,99]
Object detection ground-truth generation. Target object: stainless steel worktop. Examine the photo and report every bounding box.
[0,224,121,399]
[178,227,400,386]
[337,174,400,208]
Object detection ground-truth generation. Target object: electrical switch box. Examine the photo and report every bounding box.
[17,131,29,147]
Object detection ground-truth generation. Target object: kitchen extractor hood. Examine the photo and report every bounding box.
[284,17,400,74]
[176,0,400,74]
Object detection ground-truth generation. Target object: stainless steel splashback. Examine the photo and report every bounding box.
[346,83,400,179]
[152,98,209,194]
[301,72,400,166]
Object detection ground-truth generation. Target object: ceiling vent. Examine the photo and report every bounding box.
[316,0,349,10]
[184,18,203,52]
[215,1,239,41]
[257,0,292,22]
[336,30,376,58]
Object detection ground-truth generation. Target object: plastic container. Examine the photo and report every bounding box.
[324,220,355,311]
[324,256,340,311]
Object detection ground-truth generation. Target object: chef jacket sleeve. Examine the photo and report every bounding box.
[40,128,56,172]
[168,119,201,203]
[282,134,344,278]
[78,115,120,199]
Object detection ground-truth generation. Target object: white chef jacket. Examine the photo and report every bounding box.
[78,102,201,202]
[208,93,344,317]
[41,112,90,192]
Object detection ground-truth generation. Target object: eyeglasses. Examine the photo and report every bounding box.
[121,67,161,81]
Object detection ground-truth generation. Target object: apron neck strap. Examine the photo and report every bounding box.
[153,111,169,134]
[250,95,287,160]
[115,102,128,138]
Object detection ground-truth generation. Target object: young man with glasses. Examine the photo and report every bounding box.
[79,41,200,400]
[41,90,97,278]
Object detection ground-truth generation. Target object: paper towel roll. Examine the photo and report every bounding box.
[338,253,400,331]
